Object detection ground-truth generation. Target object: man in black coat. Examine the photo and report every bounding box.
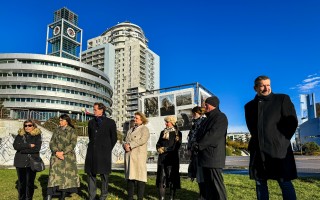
[245,75,298,200]
[85,102,117,200]
[193,96,228,200]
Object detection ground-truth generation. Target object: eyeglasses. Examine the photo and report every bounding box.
[24,124,33,127]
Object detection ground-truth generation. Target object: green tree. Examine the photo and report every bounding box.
[302,142,320,155]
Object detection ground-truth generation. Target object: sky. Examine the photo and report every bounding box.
[1,0,320,132]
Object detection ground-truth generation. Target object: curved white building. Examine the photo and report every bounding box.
[0,53,113,120]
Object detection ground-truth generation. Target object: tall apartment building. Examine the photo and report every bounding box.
[82,22,160,130]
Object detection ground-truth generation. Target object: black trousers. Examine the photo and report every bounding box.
[16,167,37,200]
[87,173,109,200]
[202,168,227,200]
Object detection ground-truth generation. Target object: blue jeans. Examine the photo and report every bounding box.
[256,179,296,200]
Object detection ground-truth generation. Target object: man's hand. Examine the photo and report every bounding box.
[191,143,199,153]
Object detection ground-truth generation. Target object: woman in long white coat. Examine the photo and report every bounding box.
[123,112,150,200]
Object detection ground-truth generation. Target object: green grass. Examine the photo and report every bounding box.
[1,169,320,199]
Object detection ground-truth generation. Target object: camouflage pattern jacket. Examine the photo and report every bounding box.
[47,126,80,189]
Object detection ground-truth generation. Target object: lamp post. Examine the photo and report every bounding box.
[81,108,85,122]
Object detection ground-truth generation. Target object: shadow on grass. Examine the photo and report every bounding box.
[34,172,199,199]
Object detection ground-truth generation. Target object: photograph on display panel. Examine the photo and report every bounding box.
[199,88,211,107]
[144,97,159,117]
[176,91,193,106]
[176,108,193,131]
[160,94,175,116]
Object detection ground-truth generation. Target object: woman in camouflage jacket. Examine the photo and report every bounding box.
[46,114,80,200]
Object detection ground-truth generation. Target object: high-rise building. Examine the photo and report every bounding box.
[82,21,160,130]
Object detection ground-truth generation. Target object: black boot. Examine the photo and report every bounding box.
[159,187,166,200]
[59,191,66,200]
[46,195,52,200]
[169,187,176,200]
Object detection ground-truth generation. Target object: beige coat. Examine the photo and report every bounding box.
[124,125,150,182]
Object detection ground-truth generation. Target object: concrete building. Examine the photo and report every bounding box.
[297,93,320,146]
[0,8,113,121]
[81,21,160,130]
[0,53,113,120]
[227,132,251,143]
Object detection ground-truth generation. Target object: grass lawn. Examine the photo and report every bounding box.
[1,169,319,199]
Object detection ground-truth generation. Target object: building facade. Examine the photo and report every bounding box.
[81,21,160,130]
[0,54,113,121]
[298,93,320,146]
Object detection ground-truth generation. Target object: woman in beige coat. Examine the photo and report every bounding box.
[123,112,150,200]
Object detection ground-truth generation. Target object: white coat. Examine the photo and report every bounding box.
[124,125,150,182]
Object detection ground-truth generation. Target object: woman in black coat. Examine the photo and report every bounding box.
[156,116,182,200]
[13,119,42,200]
[84,102,117,200]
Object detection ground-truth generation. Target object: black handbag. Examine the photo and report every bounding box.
[28,154,45,172]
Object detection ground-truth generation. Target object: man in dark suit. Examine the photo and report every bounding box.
[85,102,117,200]
[245,75,298,200]
[193,96,228,200]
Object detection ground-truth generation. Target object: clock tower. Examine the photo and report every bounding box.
[46,7,82,61]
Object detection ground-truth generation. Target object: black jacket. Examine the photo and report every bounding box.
[13,128,42,168]
[85,116,117,174]
[196,108,228,168]
[245,93,298,180]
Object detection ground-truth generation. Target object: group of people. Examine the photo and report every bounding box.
[186,75,298,200]
[13,75,299,200]
[13,102,117,200]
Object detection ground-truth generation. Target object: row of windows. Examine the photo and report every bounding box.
[0,72,109,94]
[14,110,92,122]
[0,85,110,104]
[2,97,96,108]
[0,58,109,83]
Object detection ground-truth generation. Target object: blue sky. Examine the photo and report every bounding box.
[1,0,320,132]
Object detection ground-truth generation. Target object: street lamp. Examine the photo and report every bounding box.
[81,108,85,122]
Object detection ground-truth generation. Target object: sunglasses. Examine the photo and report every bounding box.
[24,124,33,127]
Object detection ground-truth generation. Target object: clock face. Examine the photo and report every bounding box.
[53,26,60,36]
[67,27,76,38]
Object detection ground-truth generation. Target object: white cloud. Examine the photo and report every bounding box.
[296,74,320,92]
[303,76,320,83]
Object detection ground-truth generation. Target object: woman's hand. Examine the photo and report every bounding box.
[30,144,35,148]
[124,143,131,152]
[56,151,65,160]
[157,147,165,154]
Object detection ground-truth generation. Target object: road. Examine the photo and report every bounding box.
[132,156,320,177]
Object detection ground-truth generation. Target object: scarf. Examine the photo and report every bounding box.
[163,127,176,140]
